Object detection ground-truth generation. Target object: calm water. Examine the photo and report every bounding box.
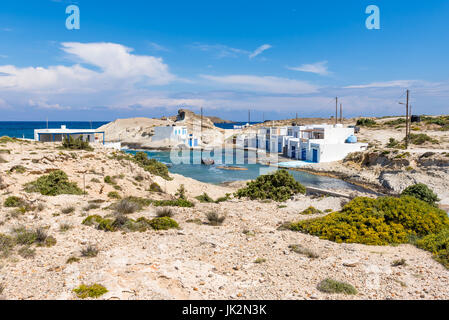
[126,149,362,191]
[0,121,109,139]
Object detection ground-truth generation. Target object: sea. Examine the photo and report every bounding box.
[0,121,109,140]
[0,121,258,139]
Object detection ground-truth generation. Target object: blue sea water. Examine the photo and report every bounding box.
[126,149,363,191]
[0,121,108,139]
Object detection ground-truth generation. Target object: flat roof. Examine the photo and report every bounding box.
[35,129,103,134]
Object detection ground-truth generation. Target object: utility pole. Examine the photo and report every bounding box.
[248,109,251,125]
[200,107,203,150]
[335,97,338,125]
[399,89,410,148]
[340,103,343,123]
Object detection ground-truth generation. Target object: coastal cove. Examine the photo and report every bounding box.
[124,149,367,192]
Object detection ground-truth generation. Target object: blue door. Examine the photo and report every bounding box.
[291,146,296,158]
[301,148,307,160]
[312,149,318,162]
[266,140,269,151]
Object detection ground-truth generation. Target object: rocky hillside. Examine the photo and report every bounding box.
[98,109,232,149]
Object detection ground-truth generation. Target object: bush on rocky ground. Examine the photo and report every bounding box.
[133,152,172,180]
[401,183,439,206]
[62,136,93,151]
[356,118,376,127]
[416,228,449,269]
[317,278,357,295]
[290,196,449,245]
[235,170,306,202]
[299,206,323,215]
[149,182,163,193]
[25,170,83,196]
[407,133,438,145]
[73,284,108,299]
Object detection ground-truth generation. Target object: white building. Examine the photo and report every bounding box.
[34,125,105,144]
[152,125,199,147]
[295,124,368,163]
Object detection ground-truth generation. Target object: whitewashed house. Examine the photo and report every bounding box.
[296,124,368,163]
[152,125,198,147]
[34,125,105,144]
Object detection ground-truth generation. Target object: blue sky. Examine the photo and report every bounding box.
[0,0,448,121]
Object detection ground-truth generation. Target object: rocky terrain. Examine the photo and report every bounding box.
[0,139,448,300]
[98,109,235,149]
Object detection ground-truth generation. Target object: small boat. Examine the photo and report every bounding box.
[201,158,215,166]
[216,166,248,171]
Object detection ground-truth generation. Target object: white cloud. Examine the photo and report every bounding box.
[288,61,330,76]
[61,42,175,85]
[344,80,419,89]
[249,44,272,59]
[200,74,319,94]
[147,42,170,52]
[0,42,175,93]
[190,43,272,59]
[190,43,250,58]
[28,99,70,110]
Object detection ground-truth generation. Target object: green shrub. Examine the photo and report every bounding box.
[25,170,83,196]
[175,184,186,200]
[4,196,24,208]
[196,193,231,203]
[18,246,36,259]
[66,256,80,264]
[156,208,174,218]
[149,182,163,193]
[401,183,439,206]
[104,176,114,184]
[235,170,306,202]
[300,206,323,215]
[13,227,56,247]
[149,217,179,230]
[407,133,438,145]
[196,193,214,203]
[254,258,266,264]
[416,228,449,269]
[82,215,116,232]
[73,284,108,299]
[10,165,26,174]
[62,136,93,151]
[391,259,406,267]
[61,206,75,214]
[386,138,404,149]
[289,244,319,259]
[107,191,121,199]
[152,198,194,208]
[0,136,15,144]
[317,278,357,295]
[206,212,226,226]
[81,245,99,258]
[0,234,15,258]
[133,152,172,180]
[356,118,376,127]
[113,199,139,214]
[289,196,449,246]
